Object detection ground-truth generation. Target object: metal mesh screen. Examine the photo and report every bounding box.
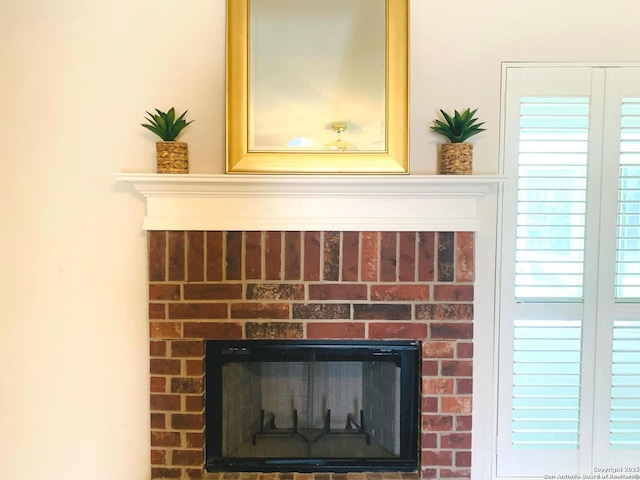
[221,360,400,458]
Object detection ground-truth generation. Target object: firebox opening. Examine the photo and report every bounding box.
[205,340,420,473]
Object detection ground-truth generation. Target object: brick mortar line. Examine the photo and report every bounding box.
[202,231,209,283]
[338,231,344,283]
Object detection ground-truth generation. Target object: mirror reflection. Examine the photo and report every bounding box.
[249,0,386,152]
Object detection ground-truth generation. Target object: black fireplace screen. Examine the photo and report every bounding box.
[205,340,420,472]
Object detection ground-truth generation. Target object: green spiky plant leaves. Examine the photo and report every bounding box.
[141,108,194,142]
[431,108,486,143]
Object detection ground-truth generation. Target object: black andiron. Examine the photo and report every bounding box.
[252,408,371,445]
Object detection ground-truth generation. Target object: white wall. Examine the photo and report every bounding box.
[0,0,638,479]
[0,1,224,479]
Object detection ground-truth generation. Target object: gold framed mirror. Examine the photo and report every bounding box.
[226,0,409,174]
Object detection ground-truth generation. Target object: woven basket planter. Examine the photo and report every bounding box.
[156,142,189,174]
[440,142,473,175]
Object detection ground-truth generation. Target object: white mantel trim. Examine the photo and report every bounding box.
[116,174,504,232]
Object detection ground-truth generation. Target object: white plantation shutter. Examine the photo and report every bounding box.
[606,93,640,463]
[498,66,640,478]
[610,319,640,449]
[617,99,640,299]
[512,319,582,449]
[510,96,589,456]
[515,97,589,300]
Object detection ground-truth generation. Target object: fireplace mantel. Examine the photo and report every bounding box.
[117,173,503,232]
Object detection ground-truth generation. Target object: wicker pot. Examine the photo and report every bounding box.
[156,142,189,174]
[440,142,473,175]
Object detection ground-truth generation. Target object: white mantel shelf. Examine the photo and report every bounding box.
[116,173,505,232]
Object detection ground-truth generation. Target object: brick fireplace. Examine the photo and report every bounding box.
[147,229,474,480]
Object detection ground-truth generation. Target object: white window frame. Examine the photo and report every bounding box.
[491,63,640,479]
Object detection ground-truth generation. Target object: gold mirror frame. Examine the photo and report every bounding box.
[226,0,409,174]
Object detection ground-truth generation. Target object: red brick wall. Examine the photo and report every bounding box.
[148,231,474,480]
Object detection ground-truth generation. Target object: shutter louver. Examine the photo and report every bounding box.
[512,319,581,449]
[610,319,640,448]
[516,98,589,300]
[616,98,640,299]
